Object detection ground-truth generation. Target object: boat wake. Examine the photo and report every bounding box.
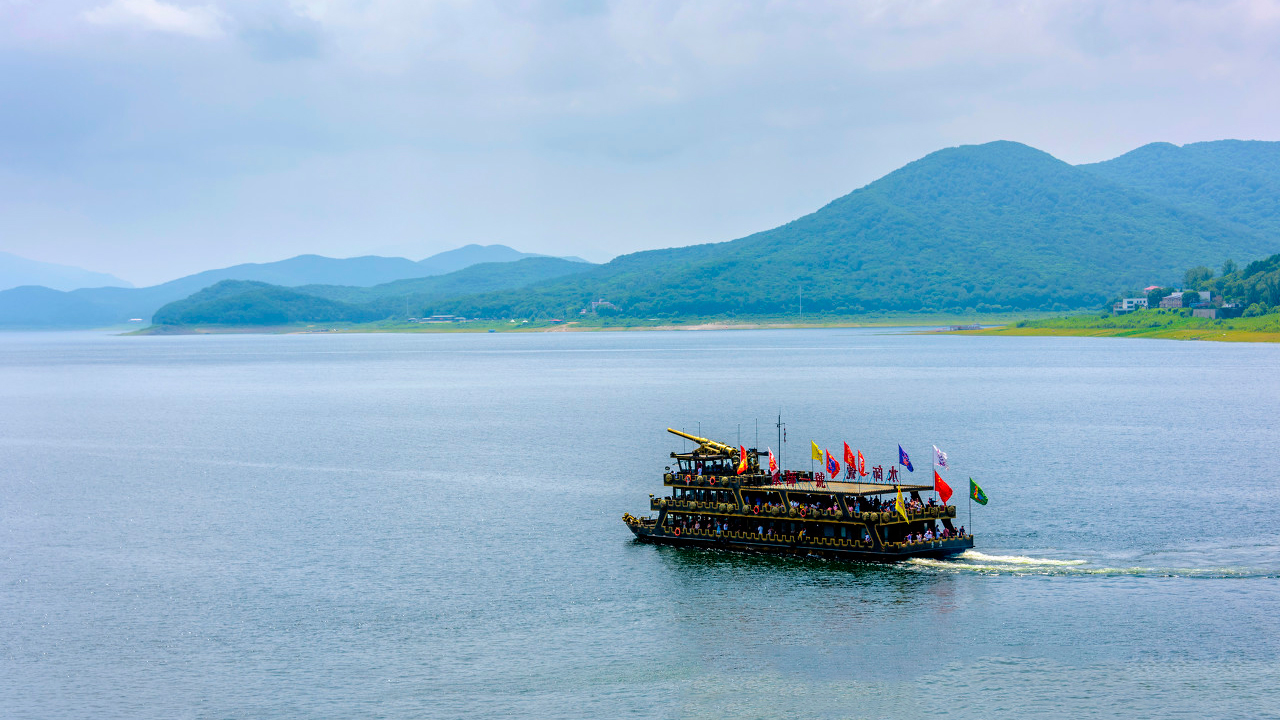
[908,550,1268,578]
[958,551,1086,566]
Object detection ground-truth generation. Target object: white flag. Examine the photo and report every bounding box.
[933,445,948,468]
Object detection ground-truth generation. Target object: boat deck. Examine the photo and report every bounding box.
[740,479,933,495]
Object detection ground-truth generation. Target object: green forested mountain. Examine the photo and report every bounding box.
[152,281,382,326]
[421,141,1278,318]
[147,139,1280,326]
[151,257,591,325]
[0,245,588,328]
[296,256,593,307]
[1082,140,1280,239]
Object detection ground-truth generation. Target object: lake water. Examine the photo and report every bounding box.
[2,329,1278,719]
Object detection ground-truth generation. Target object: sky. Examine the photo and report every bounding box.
[2,0,1279,286]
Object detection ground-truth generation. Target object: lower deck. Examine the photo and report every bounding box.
[623,515,972,560]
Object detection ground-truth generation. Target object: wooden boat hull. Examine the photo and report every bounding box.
[626,522,972,561]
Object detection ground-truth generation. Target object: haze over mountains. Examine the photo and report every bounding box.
[0,245,585,328]
[0,252,133,292]
[4,139,1279,329]
[431,140,1277,319]
[152,258,594,326]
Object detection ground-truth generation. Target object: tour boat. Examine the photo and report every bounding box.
[623,428,974,560]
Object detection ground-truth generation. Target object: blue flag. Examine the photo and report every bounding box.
[898,444,914,472]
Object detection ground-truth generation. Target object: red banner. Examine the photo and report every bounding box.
[934,469,953,504]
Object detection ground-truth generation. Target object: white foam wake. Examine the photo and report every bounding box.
[907,553,1265,578]
[958,550,1086,566]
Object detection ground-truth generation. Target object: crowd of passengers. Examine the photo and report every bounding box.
[740,497,843,515]
[736,494,948,514]
[673,487,735,503]
[668,515,846,539]
[850,495,945,513]
[903,525,966,543]
[665,514,968,543]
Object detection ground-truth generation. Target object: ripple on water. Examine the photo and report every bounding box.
[908,550,1272,578]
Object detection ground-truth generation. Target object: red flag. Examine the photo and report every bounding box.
[934,469,953,504]
[857,450,867,476]
[825,449,840,479]
[736,445,748,475]
[843,442,856,467]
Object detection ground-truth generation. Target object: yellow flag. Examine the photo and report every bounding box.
[811,441,822,461]
[895,486,909,523]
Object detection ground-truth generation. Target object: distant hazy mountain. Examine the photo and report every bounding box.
[416,244,570,274]
[0,251,133,292]
[423,140,1280,318]
[0,244,588,328]
[152,257,590,326]
[1082,140,1280,239]
[171,254,428,290]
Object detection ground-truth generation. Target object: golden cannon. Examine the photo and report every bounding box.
[667,428,760,473]
[667,428,737,456]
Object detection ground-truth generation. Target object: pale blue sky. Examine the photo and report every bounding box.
[3,0,1278,285]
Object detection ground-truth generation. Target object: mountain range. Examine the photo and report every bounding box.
[0,244,587,328]
[414,140,1280,319]
[0,252,133,292]
[152,257,593,326]
[7,139,1280,328]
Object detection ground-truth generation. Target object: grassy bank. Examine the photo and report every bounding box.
[962,308,1280,342]
[129,311,1064,335]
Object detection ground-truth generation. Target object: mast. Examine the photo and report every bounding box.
[776,412,782,473]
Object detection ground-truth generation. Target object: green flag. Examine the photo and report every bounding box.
[969,477,988,505]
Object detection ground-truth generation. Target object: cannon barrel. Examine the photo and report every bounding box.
[667,427,737,456]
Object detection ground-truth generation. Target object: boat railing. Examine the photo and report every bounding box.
[652,525,883,549]
[652,496,957,520]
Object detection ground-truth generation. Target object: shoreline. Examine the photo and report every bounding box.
[950,308,1280,343]
[957,325,1280,343]
[115,309,1280,343]
[126,313,1047,336]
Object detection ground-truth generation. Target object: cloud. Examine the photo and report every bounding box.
[82,0,224,38]
[5,0,1280,284]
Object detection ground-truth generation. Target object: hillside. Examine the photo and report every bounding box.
[420,141,1279,319]
[0,244,584,328]
[1082,140,1280,239]
[152,281,382,326]
[150,257,591,326]
[0,251,132,292]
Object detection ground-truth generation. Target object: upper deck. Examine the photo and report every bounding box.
[666,471,931,497]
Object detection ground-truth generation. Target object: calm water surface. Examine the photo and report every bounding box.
[1,329,1278,719]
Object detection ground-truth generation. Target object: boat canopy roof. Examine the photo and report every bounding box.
[741,478,933,496]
